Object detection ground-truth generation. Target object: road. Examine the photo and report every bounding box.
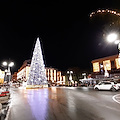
[7,87,120,120]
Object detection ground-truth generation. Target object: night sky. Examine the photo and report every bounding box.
[0,0,120,73]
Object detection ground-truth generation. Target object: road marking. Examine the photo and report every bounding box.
[5,104,11,120]
[112,94,120,104]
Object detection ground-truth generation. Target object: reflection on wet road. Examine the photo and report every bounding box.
[8,87,120,120]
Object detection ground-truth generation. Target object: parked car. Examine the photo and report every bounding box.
[116,83,120,89]
[94,81,119,91]
[116,80,120,89]
[109,80,120,89]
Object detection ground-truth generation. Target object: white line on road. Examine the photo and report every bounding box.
[112,94,120,104]
[5,105,11,120]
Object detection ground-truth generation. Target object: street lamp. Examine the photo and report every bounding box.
[82,73,87,79]
[107,33,120,57]
[9,62,14,67]
[3,61,7,66]
[67,71,73,86]
[2,61,14,82]
[107,33,118,43]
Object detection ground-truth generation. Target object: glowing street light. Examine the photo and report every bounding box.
[9,62,14,67]
[107,33,118,43]
[3,61,14,67]
[114,40,120,44]
[2,61,7,66]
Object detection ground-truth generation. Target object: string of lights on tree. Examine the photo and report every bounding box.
[90,9,120,18]
[27,37,47,86]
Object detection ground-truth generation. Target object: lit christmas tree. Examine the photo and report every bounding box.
[27,37,48,88]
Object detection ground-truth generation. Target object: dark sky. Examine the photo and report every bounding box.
[0,0,120,73]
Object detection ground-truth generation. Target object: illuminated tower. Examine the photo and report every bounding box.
[26,37,48,88]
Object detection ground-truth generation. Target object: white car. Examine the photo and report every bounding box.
[94,81,119,91]
[116,81,120,89]
[117,83,120,89]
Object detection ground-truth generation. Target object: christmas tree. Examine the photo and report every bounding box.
[27,37,48,88]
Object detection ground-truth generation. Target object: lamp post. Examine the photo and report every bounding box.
[82,73,87,79]
[106,33,120,77]
[2,61,14,83]
[4,69,8,82]
[67,71,73,86]
[107,33,120,57]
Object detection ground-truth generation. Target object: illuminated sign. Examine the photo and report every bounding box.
[103,60,111,70]
[93,62,100,72]
[115,58,120,69]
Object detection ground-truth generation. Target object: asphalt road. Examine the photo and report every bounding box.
[7,87,120,120]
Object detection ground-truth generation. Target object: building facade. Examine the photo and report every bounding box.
[0,69,5,84]
[91,54,120,78]
[12,72,17,81]
[17,60,31,81]
[17,60,66,86]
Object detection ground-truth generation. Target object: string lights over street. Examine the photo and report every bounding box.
[90,9,120,18]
